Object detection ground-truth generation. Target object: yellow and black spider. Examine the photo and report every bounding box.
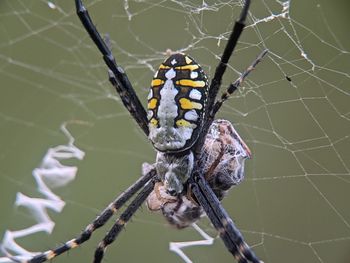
[6,0,267,262]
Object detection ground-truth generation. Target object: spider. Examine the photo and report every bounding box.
[5,0,268,262]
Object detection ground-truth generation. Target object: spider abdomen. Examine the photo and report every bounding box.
[148,53,208,152]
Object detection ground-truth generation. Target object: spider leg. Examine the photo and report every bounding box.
[190,173,262,263]
[195,0,251,155]
[190,181,244,262]
[75,0,149,136]
[14,169,156,263]
[211,49,268,116]
[93,179,155,263]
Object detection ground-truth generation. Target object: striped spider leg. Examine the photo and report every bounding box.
[93,176,156,263]
[3,167,156,263]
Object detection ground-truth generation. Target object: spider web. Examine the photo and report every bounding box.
[0,0,349,263]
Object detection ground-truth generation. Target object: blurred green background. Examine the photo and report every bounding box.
[0,0,349,262]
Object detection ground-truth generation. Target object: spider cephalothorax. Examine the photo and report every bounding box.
[146,119,251,228]
[5,0,268,263]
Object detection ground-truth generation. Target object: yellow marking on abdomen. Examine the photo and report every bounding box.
[175,65,199,71]
[185,56,193,64]
[151,79,165,87]
[176,119,192,127]
[148,98,158,109]
[159,64,170,70]
[179,98,203,110]
[176,79,205,88]
[149,118,158,127]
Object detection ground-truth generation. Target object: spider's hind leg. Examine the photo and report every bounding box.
[190,175,262,263]
[93,179,155,263]
[15,168,156,263]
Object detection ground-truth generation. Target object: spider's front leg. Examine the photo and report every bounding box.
[75,0,149,136]
[194,0,251,156]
